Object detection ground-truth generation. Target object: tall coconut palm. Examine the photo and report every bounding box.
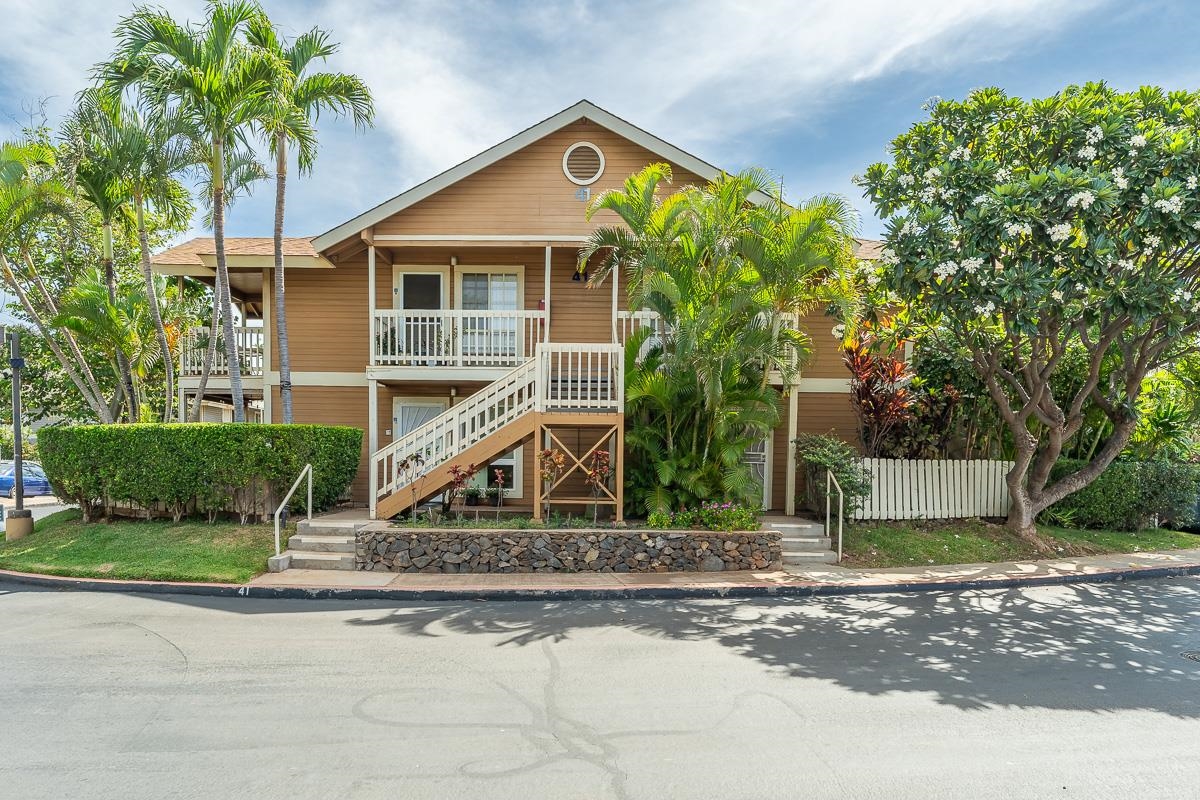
[99,0,279,422]
[66,89,196,421]
[246,15,374,423]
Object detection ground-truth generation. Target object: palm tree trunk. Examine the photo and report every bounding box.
[212,137,246,422]
[273,133,293,423]
[0,254,114,423]
[102,221,137,421]
[135,199,175,422]
[190,289,221,422]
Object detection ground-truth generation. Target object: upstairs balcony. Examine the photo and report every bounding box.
[180,325,265,378]
[371,309,547,369]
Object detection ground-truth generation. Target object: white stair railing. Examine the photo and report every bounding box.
[274,463,313,557]
[369,342,624,518]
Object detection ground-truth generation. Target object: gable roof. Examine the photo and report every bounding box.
[853,238,884,260]
[311,100,731,252]
[152,237,319,268]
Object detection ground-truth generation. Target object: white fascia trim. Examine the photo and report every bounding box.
[795,378,851,393]
[311,100,732,252]
[375,234,589,242]
[264,371,368,387]
[366,366,513,382]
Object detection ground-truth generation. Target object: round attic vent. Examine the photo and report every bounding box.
[563,142,604,185]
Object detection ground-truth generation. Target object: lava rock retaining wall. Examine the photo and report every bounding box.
[356,528,782,573]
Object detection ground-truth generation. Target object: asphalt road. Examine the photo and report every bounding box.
[1,579,1199,799]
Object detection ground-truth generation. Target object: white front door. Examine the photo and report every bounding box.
[392,397,448,444]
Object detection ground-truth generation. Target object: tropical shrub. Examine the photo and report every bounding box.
[645,502,759,531]
[794,433,872,514]
[1046,459,1200,530]
[843,338,914,457]
[859,83,1200,543]
[39,423,361,522]
[580,164,859,513]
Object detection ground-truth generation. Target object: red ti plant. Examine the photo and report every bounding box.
[538,448,566,518]
[583,449,612,524]
[492,467,507,516]
[444,463,478,518]
[843,338,914,457]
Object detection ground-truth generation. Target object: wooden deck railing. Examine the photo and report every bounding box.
[372,309,546,368]
[181,325,265,377]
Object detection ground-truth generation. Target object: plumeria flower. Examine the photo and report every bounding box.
[1047,223,1072,243]
[1004,221,1032,237]
[832,324,846,339]
[995,166,1012,183]
[897,173,915,188]
[949,145,970,161]
[1145,234,1162,249]
[1188,176,1199,190]
[1067,190,1096,209]
[974,301,996,315]
[1086,125,1105,143]
[1112,167,1128,190]
[879,247,900,266]
[1051,289,1064,302]
[934,260,959,280]
[924,166,942,180]
[961,256,984,274]
[1076,145,1097,160]
[1154,195,1184,214]
[1131,133,1147,147]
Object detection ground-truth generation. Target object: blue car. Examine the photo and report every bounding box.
[0,461,53,498]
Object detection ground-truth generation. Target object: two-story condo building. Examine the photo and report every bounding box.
[152,101,866,520]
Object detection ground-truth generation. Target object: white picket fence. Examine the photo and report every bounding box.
[855,458,1014,521]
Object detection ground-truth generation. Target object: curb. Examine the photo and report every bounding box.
[3,560,1200,602]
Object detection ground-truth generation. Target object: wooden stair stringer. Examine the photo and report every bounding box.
[375,412,540,520]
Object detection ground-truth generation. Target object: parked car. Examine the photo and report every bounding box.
[0,461,53,498]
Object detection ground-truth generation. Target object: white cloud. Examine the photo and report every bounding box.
[1,0,1107,237]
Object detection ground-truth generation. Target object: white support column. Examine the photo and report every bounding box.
[543,245,552,342]
[261,268,272,423]
[785,388,799,516]
[611,260,620,343]
[178,386,187,423]
[368,245,377,366]
[368,378,378,455]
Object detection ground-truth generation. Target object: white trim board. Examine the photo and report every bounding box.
[312,100,747,252]
[795,378,851,393]
[264,371,368,387]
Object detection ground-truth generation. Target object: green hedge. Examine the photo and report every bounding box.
[1048,459,1200,531]
[39,424,362,522]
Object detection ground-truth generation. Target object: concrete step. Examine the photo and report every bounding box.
[782,550,839,565]
[781,536,832,552]
[296,518,370,535]
[287,534,355,553]
[287,551,356,570]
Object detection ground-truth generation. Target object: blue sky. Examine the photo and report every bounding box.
[4,0,1200,241]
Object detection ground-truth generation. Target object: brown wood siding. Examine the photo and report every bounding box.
[798,311,851,380]
[374,120,705,237]
[271,257,369,373]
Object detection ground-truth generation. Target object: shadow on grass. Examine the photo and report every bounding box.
[337,579,1200,717]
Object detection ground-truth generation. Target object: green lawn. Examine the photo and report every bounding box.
[0,510,277,583]
[842,518,1200,569]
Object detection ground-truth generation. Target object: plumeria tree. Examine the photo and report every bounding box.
[858,83,1200,545]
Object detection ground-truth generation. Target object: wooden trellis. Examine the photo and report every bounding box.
[532,412,624,522]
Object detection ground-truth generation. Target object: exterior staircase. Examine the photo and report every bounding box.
[370,343,623,520]
[764,518,838,566]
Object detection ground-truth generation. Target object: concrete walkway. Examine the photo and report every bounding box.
[245,547,1200,597]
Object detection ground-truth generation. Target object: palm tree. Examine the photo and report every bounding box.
[99,0,279,422]
[66,89,195,421]
[0,140,115,423]
[246,16,374,423]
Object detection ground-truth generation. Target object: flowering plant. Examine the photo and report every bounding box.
[857,83,1200,542]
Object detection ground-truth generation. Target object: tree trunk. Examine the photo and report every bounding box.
[190,289,221,422]
[136,199,174,422]
[102,221,137,421]
[273,133,293,423]
[212,138,245,422]
[1,253,114,423]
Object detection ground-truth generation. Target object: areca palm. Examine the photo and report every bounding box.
[99,0,279,422]
[246,16,374,424]
[0,140,115,423]
[66,89,195,421]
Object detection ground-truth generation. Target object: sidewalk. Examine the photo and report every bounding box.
[5,548,1199,602]
[242,547,1200,600]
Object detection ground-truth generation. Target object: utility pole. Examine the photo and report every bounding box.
[5,327,32,541]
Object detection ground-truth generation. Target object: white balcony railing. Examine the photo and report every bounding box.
[372,309,546,368]
[181,325,265,377]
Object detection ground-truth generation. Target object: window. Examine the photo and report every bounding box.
[459,271,520,359]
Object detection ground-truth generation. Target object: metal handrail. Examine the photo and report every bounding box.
[826,469,845,563]
[274,463,313,557]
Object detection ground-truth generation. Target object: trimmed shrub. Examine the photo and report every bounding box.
[645,501,760,531]
[794,433,872,514]
[39,424,362,522]
[1047,459,1200,531]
